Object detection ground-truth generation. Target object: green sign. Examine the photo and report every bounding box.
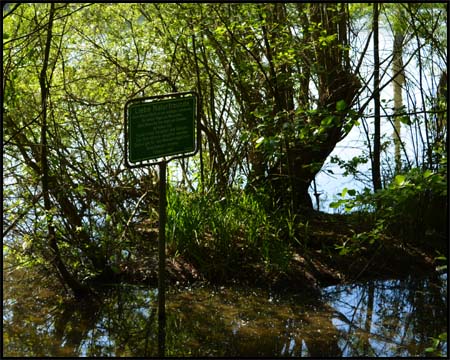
[127,95,196,164]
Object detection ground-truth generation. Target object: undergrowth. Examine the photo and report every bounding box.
[330,166,447,254]
[166,187,296,279]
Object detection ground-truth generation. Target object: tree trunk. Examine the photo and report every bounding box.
[362,282,375,354]
[393,31,405,174]
[372,3,382,191]
[39,3,91,298]
[205,4,361,210]
[285,3,361,210]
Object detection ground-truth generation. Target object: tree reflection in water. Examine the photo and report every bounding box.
[323,274,447,357]
[3,264,447,357]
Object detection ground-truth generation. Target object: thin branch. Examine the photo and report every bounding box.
[3,3,20,19]
[118,191,149,243]
[3,193,43,238]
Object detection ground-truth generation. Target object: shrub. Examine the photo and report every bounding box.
[330,167,447,243]
[376,168,447,242]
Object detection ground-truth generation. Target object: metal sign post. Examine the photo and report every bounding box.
[158,160,166,357]
[124,92,199,357]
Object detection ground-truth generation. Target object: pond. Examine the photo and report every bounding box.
[3,264,447,357]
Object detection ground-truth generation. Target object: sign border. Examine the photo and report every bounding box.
[127,95,196,163]
[124,91,199,168]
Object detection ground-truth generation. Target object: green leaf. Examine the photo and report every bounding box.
[423,169,434,179]
[336,99,346,111]
[255,136,265,148]
[329,201,341,208]
[394,174,406,186]
[321,116,335,127]
[399,115,411,125]
[75,184,86,196]
[215,25,226,36]
[347,189,356,196]
[344,205,354,212]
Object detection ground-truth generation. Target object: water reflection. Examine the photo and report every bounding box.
[323,274,448,357]
[163,287,342,357]
[3,265,447,357]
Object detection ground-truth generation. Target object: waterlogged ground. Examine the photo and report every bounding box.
[3,264,447,357]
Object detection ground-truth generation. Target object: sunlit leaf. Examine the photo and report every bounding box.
[394,174,406,186]
[255,136,265,148]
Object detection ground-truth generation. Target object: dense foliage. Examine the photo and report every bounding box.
[3,3,447,297]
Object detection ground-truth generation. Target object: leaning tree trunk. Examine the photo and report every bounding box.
[203,3,361,211]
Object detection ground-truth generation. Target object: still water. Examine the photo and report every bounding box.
[3,264,447,357]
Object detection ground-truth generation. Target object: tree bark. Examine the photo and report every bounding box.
[393,31,405,174]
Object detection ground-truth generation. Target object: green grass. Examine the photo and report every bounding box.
[166,186,294,278]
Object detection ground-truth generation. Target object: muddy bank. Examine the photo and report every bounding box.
[91,211,445,295]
